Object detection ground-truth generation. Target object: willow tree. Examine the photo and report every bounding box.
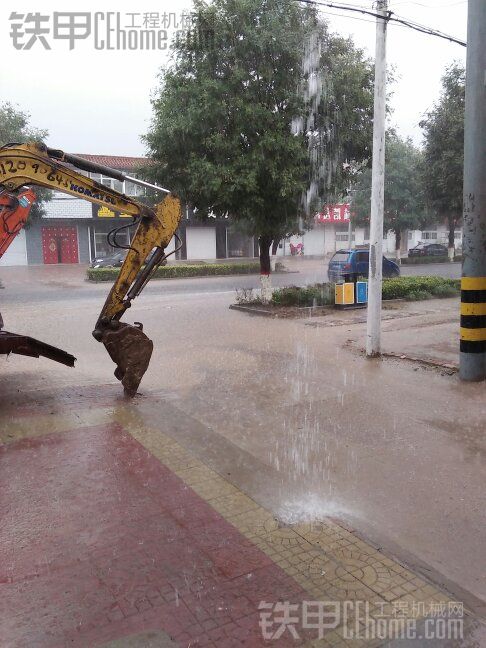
[144,0,374,299]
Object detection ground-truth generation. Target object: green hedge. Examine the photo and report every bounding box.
[381,276,460,300]
[259,277,460,307]
[401,255,462,265]
[271,284,334,307]
[87,262,261,282]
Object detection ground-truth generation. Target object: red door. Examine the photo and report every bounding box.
[42,227,79,264]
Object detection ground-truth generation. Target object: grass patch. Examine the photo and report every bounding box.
[87,262,261,282]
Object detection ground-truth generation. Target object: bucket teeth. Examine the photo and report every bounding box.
[95,322,153,397]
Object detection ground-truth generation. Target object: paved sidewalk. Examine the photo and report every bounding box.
[1,385,484,647]
[329,298,462,370]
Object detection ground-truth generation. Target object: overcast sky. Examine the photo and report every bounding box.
[0,0,467,156]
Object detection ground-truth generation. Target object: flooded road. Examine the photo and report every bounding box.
[1,264,484,615]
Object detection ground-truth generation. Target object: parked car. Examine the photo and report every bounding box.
[328,248,400,283]
[408,243,448,257]
[90,248,160,269]
[90,251,127,268]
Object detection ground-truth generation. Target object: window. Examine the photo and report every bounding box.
[94,229,130,258]
[355,251,368,263]
[89,171,146,197]
[125,180,145,197]
[422,231,438,240]
[332,252,350,262]
[101,177,114,189]
[454,230,462,239]
[335,225,355,242]
[226,229,254,258]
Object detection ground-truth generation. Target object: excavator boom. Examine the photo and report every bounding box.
[0,142,182,395]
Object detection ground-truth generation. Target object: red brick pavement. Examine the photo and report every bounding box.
[0,422,316,647]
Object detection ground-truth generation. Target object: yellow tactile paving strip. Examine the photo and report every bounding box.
[1,403,456,646]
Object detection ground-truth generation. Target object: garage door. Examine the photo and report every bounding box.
[0,230,27,266]
[186,227,216,260]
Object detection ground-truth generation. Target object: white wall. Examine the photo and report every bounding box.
[407,224,463,251]
[275,223,421,258]
[186,226,216,260]
[44,196,92,219]
[303,227,326,255]
[0,230,27,266]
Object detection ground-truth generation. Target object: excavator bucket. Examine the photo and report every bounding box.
[94,321,153,397]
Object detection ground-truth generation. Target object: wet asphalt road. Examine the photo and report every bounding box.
[0,261,461,305]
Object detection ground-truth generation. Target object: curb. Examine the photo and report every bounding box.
[347,343,459,373]
[229,304,332,318]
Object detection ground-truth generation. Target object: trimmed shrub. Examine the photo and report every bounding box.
[431,284,460,298]
[381,276,460,300]
[405,290,432,301]
[401,255,462,265]
[264,277,459,307]
[87,262,261,282]
[271,283,334,307]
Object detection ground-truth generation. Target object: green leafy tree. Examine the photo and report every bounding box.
[351,132,429,261]
[0,102,51,219]
[143,0,374,297]
[420,63,465,259]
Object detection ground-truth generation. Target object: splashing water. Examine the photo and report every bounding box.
[276,494,350,525]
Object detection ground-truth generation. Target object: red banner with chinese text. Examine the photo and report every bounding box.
[315,204,351,223]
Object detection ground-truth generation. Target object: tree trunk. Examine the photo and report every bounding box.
[259,235,272,303]
[395,229,401,264]
[447,216,456,261]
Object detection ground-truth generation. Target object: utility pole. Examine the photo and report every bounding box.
[366,0,388,357]
[460,0,486,381]
[347,218,353,249]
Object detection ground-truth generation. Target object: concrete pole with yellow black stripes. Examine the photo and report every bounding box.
[460,0,486,381]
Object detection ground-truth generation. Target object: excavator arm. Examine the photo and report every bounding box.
[0,142,182,395]
[0,187,36,258]
[0,185,77,367]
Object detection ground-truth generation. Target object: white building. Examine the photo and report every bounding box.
[275,204,462,259]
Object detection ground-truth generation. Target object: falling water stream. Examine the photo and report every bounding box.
[271,25,353,525]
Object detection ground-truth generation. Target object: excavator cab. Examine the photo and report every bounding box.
[0,142,182,396]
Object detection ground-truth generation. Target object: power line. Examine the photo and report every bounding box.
[311,8,378,25]
[295,0,467,47]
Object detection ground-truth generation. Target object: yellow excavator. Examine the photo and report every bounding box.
[0,142,182,396]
